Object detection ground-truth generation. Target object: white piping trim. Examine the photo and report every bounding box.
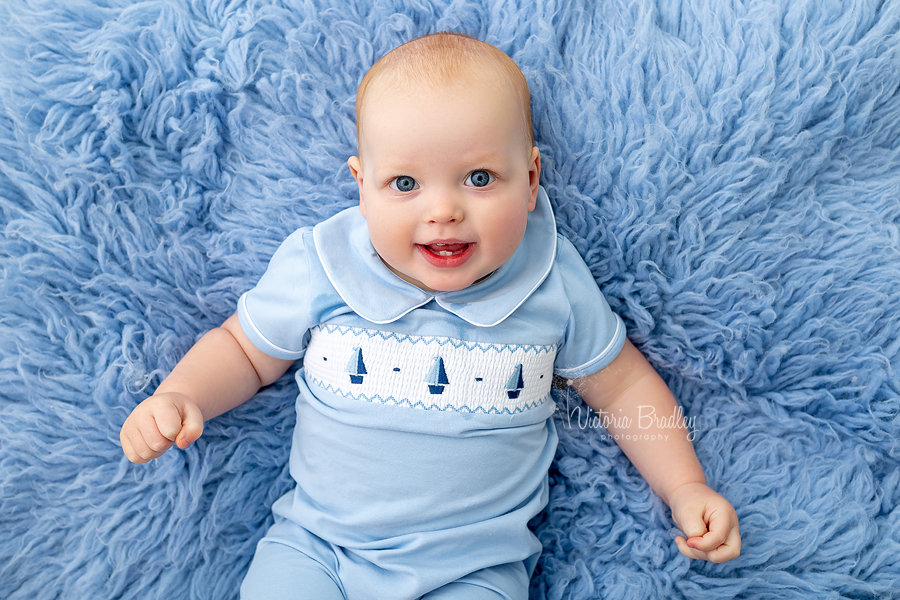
[238,294,304,358]
[314,224,434,325]
[554,313,626,378]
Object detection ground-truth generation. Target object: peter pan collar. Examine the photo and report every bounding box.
[313,186,557,327]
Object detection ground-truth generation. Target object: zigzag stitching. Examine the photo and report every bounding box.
[311,324,557,355]
[308,376,545,415]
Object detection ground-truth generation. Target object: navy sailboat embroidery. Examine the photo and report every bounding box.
[425,357,449,394]
[347,347,367,384]
[506,364,524,399]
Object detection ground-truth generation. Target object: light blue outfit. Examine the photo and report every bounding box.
[238,188,626,600]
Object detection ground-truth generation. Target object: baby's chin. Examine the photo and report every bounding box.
[417,271,496,293]
[378,255,495,293]
[398,272,481,294]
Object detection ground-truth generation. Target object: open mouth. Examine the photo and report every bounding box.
[425,242,469,256]
[417,241,475,267]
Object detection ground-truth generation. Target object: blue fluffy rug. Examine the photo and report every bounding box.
[2,0,899,598]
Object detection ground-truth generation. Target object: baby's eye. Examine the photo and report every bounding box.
[390,176,418,192]
[465,170,494,188]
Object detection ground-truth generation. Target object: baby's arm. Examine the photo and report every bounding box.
[570,340,741,562]
[120,314,294,463]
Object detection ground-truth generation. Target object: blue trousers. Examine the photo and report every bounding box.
[240,531,529,600]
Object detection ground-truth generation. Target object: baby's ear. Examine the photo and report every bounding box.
[347,156,366,216]
[347,156,362,184]
[527,146,541,211]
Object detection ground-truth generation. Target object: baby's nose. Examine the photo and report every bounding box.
[426,192,463,223]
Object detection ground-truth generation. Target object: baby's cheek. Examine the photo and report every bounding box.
[494,211,528,255]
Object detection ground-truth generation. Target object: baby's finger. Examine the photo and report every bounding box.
[122,424,167,463]
[675,535,708,561]
[674,508,708,541]
[153,402,184,442]
[696,530,741,563]
[175,401,204,449]
[132,409,176,457]
[676,524,741,563]
[693,506,739,551]
[706,520,741,563]
[120,429,143,464]
[685,525,727,553]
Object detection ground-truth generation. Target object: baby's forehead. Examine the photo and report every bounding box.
[358,68,526,154]
[367,75,513,115]
[367,53,511,98]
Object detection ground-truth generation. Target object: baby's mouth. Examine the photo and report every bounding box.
[417,241,476,268]
[424,242,470,257]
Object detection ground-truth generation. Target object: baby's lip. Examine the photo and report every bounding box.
[422,238,470,245]
[420,240,471,256]
[416,239,476,267]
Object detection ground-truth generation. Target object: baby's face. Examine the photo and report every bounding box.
[348,79,540,293]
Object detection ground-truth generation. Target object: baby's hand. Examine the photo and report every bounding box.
[120,392,204,463]
[668,482,741,563]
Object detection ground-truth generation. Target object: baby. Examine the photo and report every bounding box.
[121,32,740,599]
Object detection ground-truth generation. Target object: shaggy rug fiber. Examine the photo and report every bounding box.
[2,0,899,598]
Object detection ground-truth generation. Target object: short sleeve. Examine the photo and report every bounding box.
[237,228,316,360]
[553,236,626,379]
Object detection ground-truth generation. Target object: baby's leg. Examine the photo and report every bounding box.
[422,561,529,600]
[240,539,344,600]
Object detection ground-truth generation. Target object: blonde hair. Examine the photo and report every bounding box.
[355,32,534,149]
